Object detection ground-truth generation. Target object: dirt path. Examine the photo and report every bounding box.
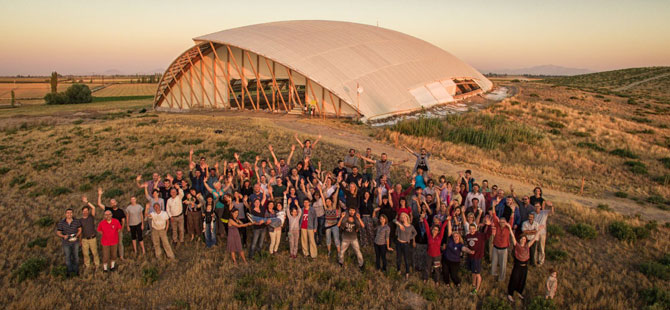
[613,73,670,91]
[268,117,670,223]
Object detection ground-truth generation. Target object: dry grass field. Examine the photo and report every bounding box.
[0,71,669,309]
[0,83,103,100]
[93,83,156,97]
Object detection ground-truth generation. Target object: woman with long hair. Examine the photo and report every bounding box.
[394,212,416,280]
[227,209,254,264]
[507,223,536,302]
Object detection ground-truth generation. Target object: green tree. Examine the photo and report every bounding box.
[50,71,58,93]
[10,90,15,107]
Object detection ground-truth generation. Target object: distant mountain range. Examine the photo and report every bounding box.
[484,65,594,76]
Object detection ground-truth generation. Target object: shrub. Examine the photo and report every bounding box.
[567,223,597,239]
[528,296,557,310]
[627,98,637,105]
[0,167,9,175]
[64,84,92,104]
[549,128,561,135]
[640,286,670,310]
[51,187,72,196]
[142,267,159,285]
[651,175,670,185]
[481,296,512,310]
[577,142,605,152]
[597,204,611,211]
[44,92,68,105]
[27,237,48,248]
[50,265,68,279]
[660,157,670,169]
[316,289,337,305]
[546,121,565,129]
[625,161,648,175]
[610,148,638,159]
[608,221,650,241]
[173,159,189,167]
[614,191,628,198]
[182,138,204,145]
[10,175,27,187]
[529,93,540,98]
[545,247,567,262]
[646,195,667,205]
[546,224,565,236]
[572,131,590,137]
[36,216,54,227]
[14,257,47,282]
[103,188,124,199]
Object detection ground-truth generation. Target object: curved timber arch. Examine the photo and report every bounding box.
[154,42,361,118]
[154,21,492,121]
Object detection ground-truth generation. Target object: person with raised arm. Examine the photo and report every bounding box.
[358,152,408,184]
[80,196,100,270]
[441,217,473,287]
[394,212,417,280]
[320,182,341,256]
[403,145,430,174]
[337,207,366,270]
[204,177,227,240]
[533,201,555,265]
[294,133,321,160]
[464,215,492,295]
[228,208,254,264]
[507,223,537,302]
[422,212,448,283]
[268,144,295,180]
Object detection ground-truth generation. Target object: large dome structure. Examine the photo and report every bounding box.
[154,20,492,121]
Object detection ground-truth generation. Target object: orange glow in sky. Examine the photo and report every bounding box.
[1,0,668,75]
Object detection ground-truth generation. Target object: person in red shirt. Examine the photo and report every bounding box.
[422,214,448,283]
[491,211,514,282]
[97,210,122,272]
[464,216,492,295]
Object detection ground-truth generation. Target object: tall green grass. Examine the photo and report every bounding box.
[389,114,542,149]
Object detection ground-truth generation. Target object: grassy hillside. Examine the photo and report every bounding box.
[544,67,670,103]
[0,100,669,309]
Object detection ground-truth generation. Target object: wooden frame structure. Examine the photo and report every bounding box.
[154,42,360,119]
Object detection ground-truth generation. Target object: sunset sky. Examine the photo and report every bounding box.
[1,0,668,75]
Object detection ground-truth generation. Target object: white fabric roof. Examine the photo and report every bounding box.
[194,20,492,120]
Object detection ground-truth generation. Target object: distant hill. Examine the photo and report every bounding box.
[545,66,670,102]
[486,65,593,76]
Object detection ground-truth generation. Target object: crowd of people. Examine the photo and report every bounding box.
[56,134,559,301]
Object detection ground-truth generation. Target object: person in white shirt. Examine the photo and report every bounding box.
[533,201,554,265]
[166,185,185,245]
[521,213,544,266]
[147,203,175,259]
[465,184,485,213]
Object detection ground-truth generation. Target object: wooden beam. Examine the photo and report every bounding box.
[245,51,270,111]
[175,61,201,108]
[306,79,322,116]
[286,68,303,107]
[328,91,339,117]
[226,45,256,110]
[264,58,288,112]
[196,46,225,108]
[185,52,214,107]
[209,42,241,109]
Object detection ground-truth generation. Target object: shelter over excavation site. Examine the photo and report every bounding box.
[154,20,493,121]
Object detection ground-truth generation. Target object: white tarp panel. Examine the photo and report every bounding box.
[426,81,454,103]
[409,86,437,107]
[440,79,458,96]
